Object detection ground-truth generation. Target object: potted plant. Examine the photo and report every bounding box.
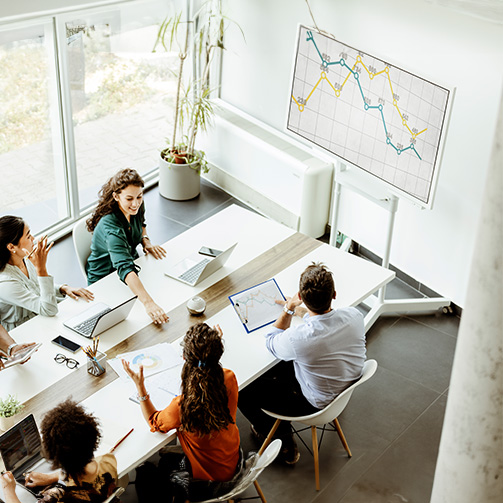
[155,0,237,200]
[0,394,24,432]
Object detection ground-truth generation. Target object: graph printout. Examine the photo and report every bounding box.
[288,25,451,206]
[229,278,286,333]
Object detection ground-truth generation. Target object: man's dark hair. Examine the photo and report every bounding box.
[299,262,335,314]
[41,399,102,483]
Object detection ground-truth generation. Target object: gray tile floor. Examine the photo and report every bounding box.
[48,178,459,503]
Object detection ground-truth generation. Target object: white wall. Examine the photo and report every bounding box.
[220,0,503,308]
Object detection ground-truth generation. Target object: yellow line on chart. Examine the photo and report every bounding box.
[294,54,428,140]
[305,76,323,103]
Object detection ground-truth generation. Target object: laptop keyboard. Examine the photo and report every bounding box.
[74,308,111,336]
[179,258,211,284]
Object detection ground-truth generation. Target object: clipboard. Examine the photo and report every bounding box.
[228,278,286,333]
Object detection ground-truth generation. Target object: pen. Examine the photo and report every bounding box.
[109,428,134,453]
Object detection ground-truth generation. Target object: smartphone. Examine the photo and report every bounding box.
[51,335,81,353]
[198,246,222,258]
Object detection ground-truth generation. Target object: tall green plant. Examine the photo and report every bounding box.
[155,0,242,171]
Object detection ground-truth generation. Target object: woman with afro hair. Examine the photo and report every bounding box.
[1,400,117,503]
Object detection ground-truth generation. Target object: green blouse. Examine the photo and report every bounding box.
[86,206,146,285]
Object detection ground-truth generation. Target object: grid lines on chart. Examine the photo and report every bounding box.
[287,25,450,204]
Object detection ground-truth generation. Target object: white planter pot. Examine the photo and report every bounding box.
[159,153,201,201]
[0,414,19,432]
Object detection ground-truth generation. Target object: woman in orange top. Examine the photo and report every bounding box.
[122,322,240,501]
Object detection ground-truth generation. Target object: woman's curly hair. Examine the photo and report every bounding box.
[86,168,144,232]
[40,400,102,483]
[179,323,234,436]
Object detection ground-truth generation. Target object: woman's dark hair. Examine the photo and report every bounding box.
[299,262,335,314]
[0,215,25,272]
[179,323,233,436]
[40,399,102,483]
[86,168,144,232]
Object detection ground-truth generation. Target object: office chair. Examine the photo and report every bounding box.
[170,439,282,503]
[259,359,378,491]
[102,486,125,503]
[72,217,93,278]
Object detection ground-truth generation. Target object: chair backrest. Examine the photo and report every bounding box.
[102,486,125,503]
[197,439,282,503]
[72,217,93,279]
[295,359,378,427]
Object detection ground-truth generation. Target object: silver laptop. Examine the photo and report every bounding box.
[165,243,237,286]
[63,296,137,338]
[0,414,52,501]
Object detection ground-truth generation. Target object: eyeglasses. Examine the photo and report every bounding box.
[54,353,79,369]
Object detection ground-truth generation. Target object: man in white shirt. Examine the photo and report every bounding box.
[238,263,365,464]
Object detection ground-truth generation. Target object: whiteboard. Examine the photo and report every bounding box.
[287,25,454,208]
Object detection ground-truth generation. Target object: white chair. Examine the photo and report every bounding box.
[102,486,125,503]
[259,359,378,491]
[72,217,93,278]
[175,439,282,503]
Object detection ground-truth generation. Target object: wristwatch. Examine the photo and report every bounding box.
[283,305,295,316]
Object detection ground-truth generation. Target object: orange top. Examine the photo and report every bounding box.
[148,368,240,481]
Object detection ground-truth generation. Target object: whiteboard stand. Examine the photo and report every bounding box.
[329,168,450,332]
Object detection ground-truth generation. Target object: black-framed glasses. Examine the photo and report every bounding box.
[54,353,79,369]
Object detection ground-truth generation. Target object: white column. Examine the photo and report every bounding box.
[430,92,503,501]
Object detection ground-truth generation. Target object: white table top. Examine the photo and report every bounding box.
[2,204,394,477]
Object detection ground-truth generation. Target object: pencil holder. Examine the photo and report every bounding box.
[87,351,107,377]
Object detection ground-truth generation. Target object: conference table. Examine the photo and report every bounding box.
[3,205,394,478]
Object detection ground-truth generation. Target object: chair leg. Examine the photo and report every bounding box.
[334,418,352,457]
[254,480,267,503]
[258,418,282,455]
[311,426,320,491]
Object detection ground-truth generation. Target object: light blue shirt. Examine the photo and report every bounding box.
[265,307,366,409]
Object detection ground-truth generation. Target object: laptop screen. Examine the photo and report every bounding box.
[0,414,42,477]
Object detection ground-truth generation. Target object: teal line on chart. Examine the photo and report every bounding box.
[304,30,422,160]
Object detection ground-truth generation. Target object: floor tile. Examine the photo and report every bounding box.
[337,394,447,503]
[366,317,457,394]
[338,366,441,444]
[145,178,233,226]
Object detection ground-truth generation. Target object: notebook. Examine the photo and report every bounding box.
[0,414,52,501]
[164,243,237,286]
[63,296,137,338]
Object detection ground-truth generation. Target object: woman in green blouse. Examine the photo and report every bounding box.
[86,168,169,324]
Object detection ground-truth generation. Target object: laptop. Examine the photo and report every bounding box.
[165,243,237,286]
[63,296,137,338]
[0,414,52,502]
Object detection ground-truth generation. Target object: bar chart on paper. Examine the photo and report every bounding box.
[287,25,452,206]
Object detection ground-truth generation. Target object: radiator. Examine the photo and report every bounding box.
[198,101,334,238]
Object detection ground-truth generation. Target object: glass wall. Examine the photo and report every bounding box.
[0,0,180,235]
[62,1,179,210]
[0,21,68,232]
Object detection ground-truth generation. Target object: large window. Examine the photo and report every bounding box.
[0,21,68,232]
[0,0,180,235]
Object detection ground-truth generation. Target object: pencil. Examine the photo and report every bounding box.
[109,428,134,453]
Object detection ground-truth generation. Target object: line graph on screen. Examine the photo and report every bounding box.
[287,25,453,206]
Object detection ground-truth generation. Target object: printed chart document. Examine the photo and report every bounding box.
[229,278,285,333]
[108,342,183,380]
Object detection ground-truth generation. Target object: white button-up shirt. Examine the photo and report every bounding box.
[265,307,366,409]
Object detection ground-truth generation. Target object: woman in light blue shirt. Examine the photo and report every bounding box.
[0,216,93,330]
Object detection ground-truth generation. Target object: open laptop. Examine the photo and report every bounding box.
[0,414,52,502]
[165,243,237,286]
[63,296,137,338]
